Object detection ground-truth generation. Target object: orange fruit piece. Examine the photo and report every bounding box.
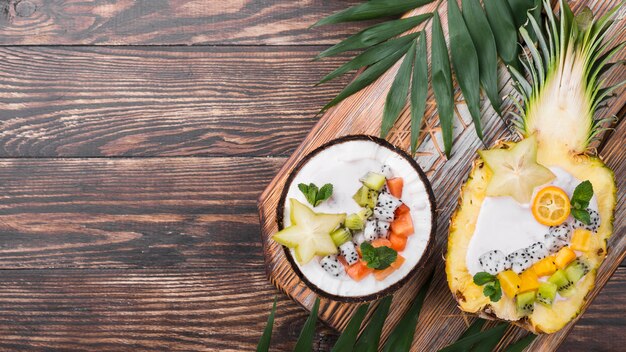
[390,212,414,237]
[346,260,374,281]
[371,238,392,248]
[395,204,410,215]
[374,255,405,281]
[531,186,571,226]
[389,232,407,251]
[386,177,404,198]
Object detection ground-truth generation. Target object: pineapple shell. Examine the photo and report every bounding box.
[445,142,616,333]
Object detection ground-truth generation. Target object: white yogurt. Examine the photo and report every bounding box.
[282,139,432,298]
[466,167,598,275]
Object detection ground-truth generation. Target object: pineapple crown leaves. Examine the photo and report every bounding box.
[313,0,540,157]
[508,0,626,149]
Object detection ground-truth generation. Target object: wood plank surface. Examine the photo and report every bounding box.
[257,0,625,350]
[0,0,366,45]
[0,157,284,269]
[0,267,623,351]
[0,46,350,157]
[0,0,623,350]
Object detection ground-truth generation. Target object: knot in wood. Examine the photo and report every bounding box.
[15,0,35,17]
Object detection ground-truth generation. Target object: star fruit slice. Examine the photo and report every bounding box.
[478,135,555,204]
[273,198,346,264]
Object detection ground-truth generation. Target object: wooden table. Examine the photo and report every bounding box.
[0,1,622,351]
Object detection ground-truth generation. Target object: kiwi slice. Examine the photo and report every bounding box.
[548,269,576,297]
[345,208,373,230]
[360,172,386,191]
[330,228,352,247]
[516,290,536,315]
[536,282,558,306]
[353,186,378,208]
[565,258,591,283]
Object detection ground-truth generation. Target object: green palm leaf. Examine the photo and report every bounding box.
[318,33,421,85]
[382,40,417,138]
[321,44,411,111]
[313,0,436,27]
[293,297,320,352]
[483,0,519,68]
[462,0,502,115]
[448,0,483,141]
[382,272,434,352]
[317,14,432,59]
[504,334,537,352]
[457,319,485,345]
[353,295,392,352]
[256,297,277,352]
[431,12,455,158]
[410,31,429,153]
[437,324,507,352]
[330,304,370,352]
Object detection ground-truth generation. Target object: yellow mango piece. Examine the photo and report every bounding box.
[570,228,592,252]
[531,256,557,277]
[498,270,521,298]
[554,247,577,269]
[519,269,540,293]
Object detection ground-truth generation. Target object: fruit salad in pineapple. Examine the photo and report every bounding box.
[446,0,622,333]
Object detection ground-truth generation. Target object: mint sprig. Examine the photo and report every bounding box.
[473,272,502,302]
[361,242,397,270]
[298,183,333,207]
[570,180,594,225]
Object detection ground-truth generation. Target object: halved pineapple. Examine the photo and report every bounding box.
[446,0,621,333]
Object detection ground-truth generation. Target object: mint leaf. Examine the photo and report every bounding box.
[375,246,397,269]
[473,272,496,286]
[490,280,502,302]
[570,181,594,224]
[483,284,496,297]
[298,183,309,195]
[360,242,397,270]
[316,183,334,206]
[571,180,593,206]
[571,208,591,225]
[299,182,334,207]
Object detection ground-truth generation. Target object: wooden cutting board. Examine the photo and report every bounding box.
[258,0,626,350]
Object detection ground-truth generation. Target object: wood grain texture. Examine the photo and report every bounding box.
[258,0,625,350]
[0,267,623,351]
[0,0,367,45]
[0,157,284,269]
[0,46,351,157]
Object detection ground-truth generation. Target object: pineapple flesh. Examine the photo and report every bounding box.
[446,0,621,333]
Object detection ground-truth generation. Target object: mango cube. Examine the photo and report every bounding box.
[498,270,521,298]
[554,247,577,269]
[519,269,540,293]
[531,256,557,277]
[570,228,592,252]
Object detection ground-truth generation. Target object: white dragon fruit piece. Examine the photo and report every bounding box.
[339,241,359,265]
[526,241,549,262]
[573,208,600,232]
[544,233,567,254]
[507,248,533,274]
[352,231,366,247]
[373,191,402,222]
[549,222,573,241]
[377,221,390,239]
[320,255,344,277]
[478,250,508,275]
[363,219,390,241]
[380,164,394,179]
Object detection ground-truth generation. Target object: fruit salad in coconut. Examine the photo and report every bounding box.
[273,135,435,301]
[446,0,621,333]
